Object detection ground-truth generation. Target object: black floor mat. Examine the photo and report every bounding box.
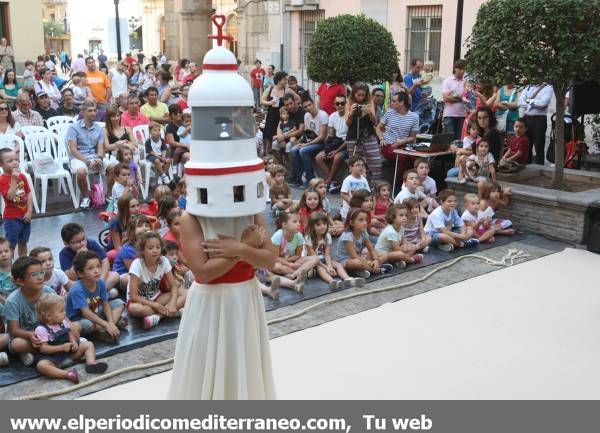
[0,316,181,388]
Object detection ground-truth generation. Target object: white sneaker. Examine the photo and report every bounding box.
[108,288,119,299]
[328,279,343,290]
[0,352,9,367]
[80,197,90,209]
[19,353,34,366]
[354,269,371,279]
[344,277,365,288]
[438,243,454,252]
[143,314,161,330]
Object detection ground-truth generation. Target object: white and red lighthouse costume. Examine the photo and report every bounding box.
[167,16,275,400]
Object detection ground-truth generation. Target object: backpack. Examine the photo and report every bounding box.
[90,182,106,208]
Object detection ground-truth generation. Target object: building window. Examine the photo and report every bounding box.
[198,188,208,204]
[299,9,325,70]
[405,6,442,74]
[233,185,245,203]
[192,107,254,141]
[257,182,264,199]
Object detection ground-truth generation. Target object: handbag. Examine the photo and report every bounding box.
[495,87,517,132]
[90,182,106,208]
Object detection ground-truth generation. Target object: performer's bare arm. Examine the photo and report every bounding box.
[180,212,238,283]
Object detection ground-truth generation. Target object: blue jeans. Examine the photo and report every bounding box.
[443,117,465,141]
[447,167,460,178]
[252,87,260,109]
[290,143,324,184]
[3,218,31,249]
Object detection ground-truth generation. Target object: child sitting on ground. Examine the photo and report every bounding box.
[309,177,344,236]
[66,251,127,342]
[145,122,172,186]
[29,247,73,297]
[305,211,360,290]
[0,147,33,258]
[348,189,381,239]
[375,204,424,268]
[461,193,497,243]
[269,164,293,217]
[498,118,529,173]
[59,223,120,296]
[113,215,152,289]
[400,198,431,254]
[116,147,142,198]
[479,182,515,236]
[336,208,392,280]
[340,156,370,221]
[163,241,194,291]
[155,196,178,237]
[127,231,187,330]
[4,256,56,366]
[174,178,187,210]
[107,194,141,261]
[0,237,17,320]
[414,159,438,211]
[148,185,172,216]
[111,163,133,203]
[34,293,108,384]
[270,212,320,294]
[424,189,479,252]
[297,188,324,234]
[373,181,393,228]
[394,169,429,219]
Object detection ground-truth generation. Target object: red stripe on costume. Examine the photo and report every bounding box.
[184,162,264,176]
[197,261,255,284]
[202,63,238,71]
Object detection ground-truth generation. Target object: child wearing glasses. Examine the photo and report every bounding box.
[4,257,55,366]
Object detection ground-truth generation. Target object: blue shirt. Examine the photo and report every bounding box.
[66,279,108,319]
[404,72,423,111]
[107,218,123,251]
[113,243,137,275]
[4,286,54,331]
[59,239,107,271]
[66,119,104,160]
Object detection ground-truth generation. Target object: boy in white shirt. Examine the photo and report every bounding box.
[111,163,132,202]
[340,156,370,220]
[394,169,428,218]
[424,189,478,252]
[414,158,439,212]
[460,193,496,243]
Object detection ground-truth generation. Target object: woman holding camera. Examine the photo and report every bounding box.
[345,82,383,181]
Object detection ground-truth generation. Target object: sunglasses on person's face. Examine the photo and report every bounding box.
[0,106,9,111]
[334,102,345,106]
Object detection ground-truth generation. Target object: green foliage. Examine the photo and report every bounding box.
[465,0,600,186]
[307,14,400,85]
[43,21,65,37]
[465,0,600,93]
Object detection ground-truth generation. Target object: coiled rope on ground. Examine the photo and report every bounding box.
[15,248,529,400]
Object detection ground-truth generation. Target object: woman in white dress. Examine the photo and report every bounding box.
[167,211,276,399]
[35,68,61,109]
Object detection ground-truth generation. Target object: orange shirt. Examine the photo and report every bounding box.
[86,70,111,104]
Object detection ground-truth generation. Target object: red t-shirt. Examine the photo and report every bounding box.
[317,83,346,115]
[182,73,200,84]
[250,68,265,89]
[508,134,529,165]
[121,111,150,129]
[177,99,189,111]
[0,173,31,219]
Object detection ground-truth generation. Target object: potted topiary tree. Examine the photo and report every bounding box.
[307,14,400,85]
[465,0,600,187]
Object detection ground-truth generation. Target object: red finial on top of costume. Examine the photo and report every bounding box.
[208,15,233,47]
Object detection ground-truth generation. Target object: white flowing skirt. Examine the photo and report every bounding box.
[167,279,276,400]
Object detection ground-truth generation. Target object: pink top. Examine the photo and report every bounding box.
[442,75,466,118]
[34,319,72,343]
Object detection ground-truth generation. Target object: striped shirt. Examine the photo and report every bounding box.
[381,109,419,145]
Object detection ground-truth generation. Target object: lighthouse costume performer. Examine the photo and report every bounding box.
[167,16,276,400]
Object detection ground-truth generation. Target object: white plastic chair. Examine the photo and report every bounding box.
[20,125,49,137]
[46,116,75,131]
[0,134,40,214]
[22,131,77,213]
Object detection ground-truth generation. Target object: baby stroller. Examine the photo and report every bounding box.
[546,113,587,169]
[415,96,437,133]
